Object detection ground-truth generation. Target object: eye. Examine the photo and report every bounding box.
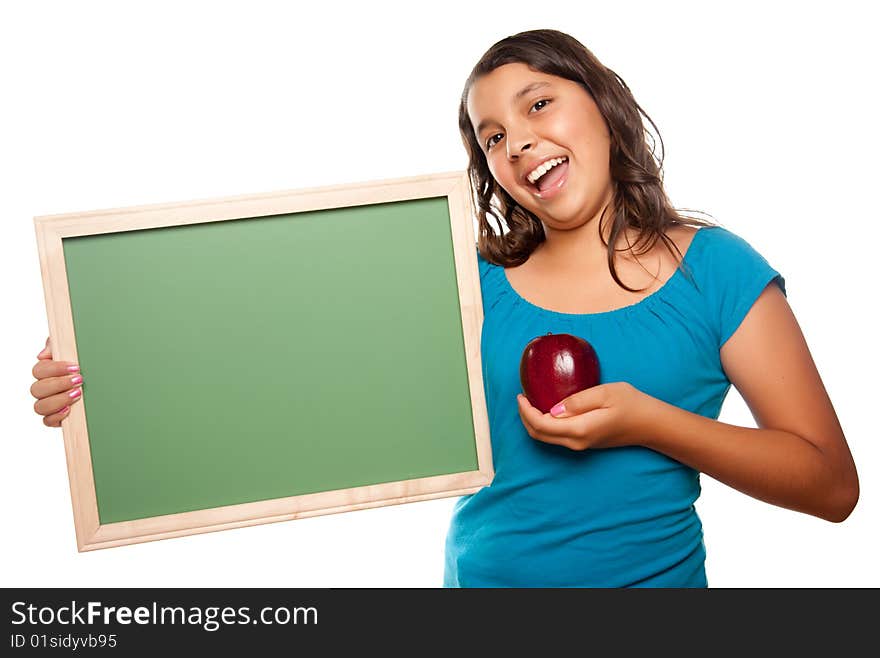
[484,98,552,151]
[486,133,503,150]
[532,98,550,112]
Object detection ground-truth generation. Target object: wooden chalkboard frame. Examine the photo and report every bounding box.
[34,170,493,552]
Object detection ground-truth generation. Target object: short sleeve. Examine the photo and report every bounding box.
[699,228,787,348]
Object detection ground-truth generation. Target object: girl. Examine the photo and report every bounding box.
[30,28,859,588]
[441,28,858,587]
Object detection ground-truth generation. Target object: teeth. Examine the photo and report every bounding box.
[527,157,568,184]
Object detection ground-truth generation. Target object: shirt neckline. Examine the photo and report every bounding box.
[498,226,711,319]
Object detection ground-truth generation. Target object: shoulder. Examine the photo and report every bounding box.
[666,224,699,259]
[475,244,499,282]
[691,226,782,283]
[630,225,697,285]
[685,225,788,345]
[690,224,761,257]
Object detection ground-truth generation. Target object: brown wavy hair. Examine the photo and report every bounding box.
[459,28,718,291]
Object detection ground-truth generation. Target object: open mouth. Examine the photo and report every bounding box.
[526,158,569,199]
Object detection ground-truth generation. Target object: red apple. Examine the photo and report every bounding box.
[519,332,601,414]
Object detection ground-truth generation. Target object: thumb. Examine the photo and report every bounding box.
[37,336,51,359]
[550,384,606,418]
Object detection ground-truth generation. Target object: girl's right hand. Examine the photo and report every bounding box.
[30,337,83,428]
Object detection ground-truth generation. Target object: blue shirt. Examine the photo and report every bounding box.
[443,226,786,587]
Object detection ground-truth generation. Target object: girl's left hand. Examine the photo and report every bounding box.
[516,382,655,451]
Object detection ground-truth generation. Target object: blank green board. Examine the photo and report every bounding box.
[62,197,479,524]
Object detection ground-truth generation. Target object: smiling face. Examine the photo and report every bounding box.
[467,62,615,233]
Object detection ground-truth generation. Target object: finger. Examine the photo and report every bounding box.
[520,413,578,449]
[517,394,585,437]
[516,396,579,448]
[30,370,84,403]
[42,405,71,428]
[517,395,555,436]
[37,336,52,360]
[517,396,537,434]
[549,385,610,419]
[34,386,83,418]
[31,358,80,384]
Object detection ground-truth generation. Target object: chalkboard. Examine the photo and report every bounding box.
[34,171,493,551]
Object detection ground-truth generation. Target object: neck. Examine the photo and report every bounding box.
[534,199,632,271]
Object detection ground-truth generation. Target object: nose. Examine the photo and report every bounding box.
[505,127,534,160]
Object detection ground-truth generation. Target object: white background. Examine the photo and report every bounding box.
[2,1,877,587]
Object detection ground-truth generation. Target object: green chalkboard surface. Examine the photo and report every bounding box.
[63,197,478,524]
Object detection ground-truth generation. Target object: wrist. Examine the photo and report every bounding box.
[628,386,666,448]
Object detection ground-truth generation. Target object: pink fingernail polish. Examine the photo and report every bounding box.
[71,375,83,385]
[69,388,82,399]
[67,365,80,373]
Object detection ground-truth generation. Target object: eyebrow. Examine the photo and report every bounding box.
[475,81,552,137]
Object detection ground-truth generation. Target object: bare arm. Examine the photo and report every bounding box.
[640,283,859,522]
